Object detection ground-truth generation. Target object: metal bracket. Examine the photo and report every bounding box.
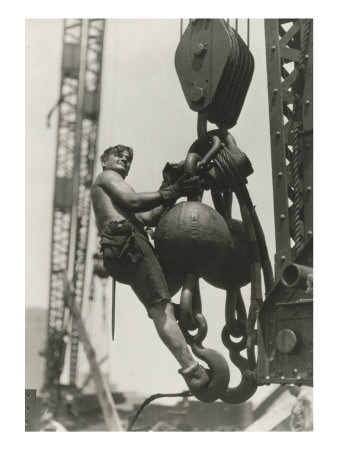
[25,389,37,431]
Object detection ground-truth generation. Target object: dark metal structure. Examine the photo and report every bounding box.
[166,18,313,403]
[168,19,265,404]
[25,389,37,431]
[175,19,254,133]
[257,19,313,387]
[43,18,105,414]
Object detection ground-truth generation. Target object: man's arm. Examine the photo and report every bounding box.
[136,205,165,227]
[96,171,164,213]
[96,170,202,214]
[136,160,186,225]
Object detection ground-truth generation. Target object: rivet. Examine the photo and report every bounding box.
[306,143,311,149]
[273,89,278,95]
[271,45,276,51]
[280,214,286,220]
[305,100,310,106]
[281,376,285,380]
[280,255,286,262]
[278,369,283,375]
[306,186,312,193]
[305,54,309,60]
[266,376,270,380]
[275,131,281,137]
[277,172,283,178]
[297,375,301,380]
[293,368,298,374]
[307,230,313,236]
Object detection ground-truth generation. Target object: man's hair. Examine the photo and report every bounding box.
[100,145,134,167]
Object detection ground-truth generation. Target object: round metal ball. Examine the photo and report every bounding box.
[155,202,230,278]
[203,218,250,290]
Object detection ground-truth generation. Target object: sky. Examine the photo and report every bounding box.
[25,18,280,407]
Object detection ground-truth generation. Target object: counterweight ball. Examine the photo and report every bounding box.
[155,202,231,278]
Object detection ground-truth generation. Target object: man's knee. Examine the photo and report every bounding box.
[148,299,173,319]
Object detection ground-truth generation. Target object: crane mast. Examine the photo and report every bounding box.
[257,19,313,387]
[44,18,105,413]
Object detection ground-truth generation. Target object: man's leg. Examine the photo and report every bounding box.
[149,300,194,369]
[148,300,209,391]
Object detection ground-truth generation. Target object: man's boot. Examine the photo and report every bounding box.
[178,362,210,394]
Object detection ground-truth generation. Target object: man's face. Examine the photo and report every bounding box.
[105,149,132,178]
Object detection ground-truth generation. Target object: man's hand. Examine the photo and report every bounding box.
[159,173,202,205]
[161,161,185,188]
[174,173,201,195]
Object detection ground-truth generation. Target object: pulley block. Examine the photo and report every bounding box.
[175,19,254,129]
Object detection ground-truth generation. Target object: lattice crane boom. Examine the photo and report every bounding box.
[44,18,105,414]
[257,19,313,388]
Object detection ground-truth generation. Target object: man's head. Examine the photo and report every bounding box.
[100,145,133,178]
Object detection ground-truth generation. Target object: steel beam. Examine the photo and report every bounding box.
[264,19,313,280]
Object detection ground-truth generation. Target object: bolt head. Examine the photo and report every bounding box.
[243,370,256,385]
[305,100,310,106]
[190,86,204,102]
[280,255,286,262]
[277,172,283,178]
[280,214,286,220]
[275,131,281,137]
[271,45,276,51]
[276,329,298,354]
[306,186,312,193]
[193,42,207,55]
[273,88,278,95]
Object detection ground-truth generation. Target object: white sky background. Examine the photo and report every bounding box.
[11,1,337,445]
[26,18,278,405]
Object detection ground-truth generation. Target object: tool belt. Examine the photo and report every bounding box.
[100,220,146,284]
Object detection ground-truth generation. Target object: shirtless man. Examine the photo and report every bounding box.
[91,144,210,394]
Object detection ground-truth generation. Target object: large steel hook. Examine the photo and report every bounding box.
[177,130,229,402]
[180,273,202,331]
[219,351,257,404]
[181,314,230,402]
